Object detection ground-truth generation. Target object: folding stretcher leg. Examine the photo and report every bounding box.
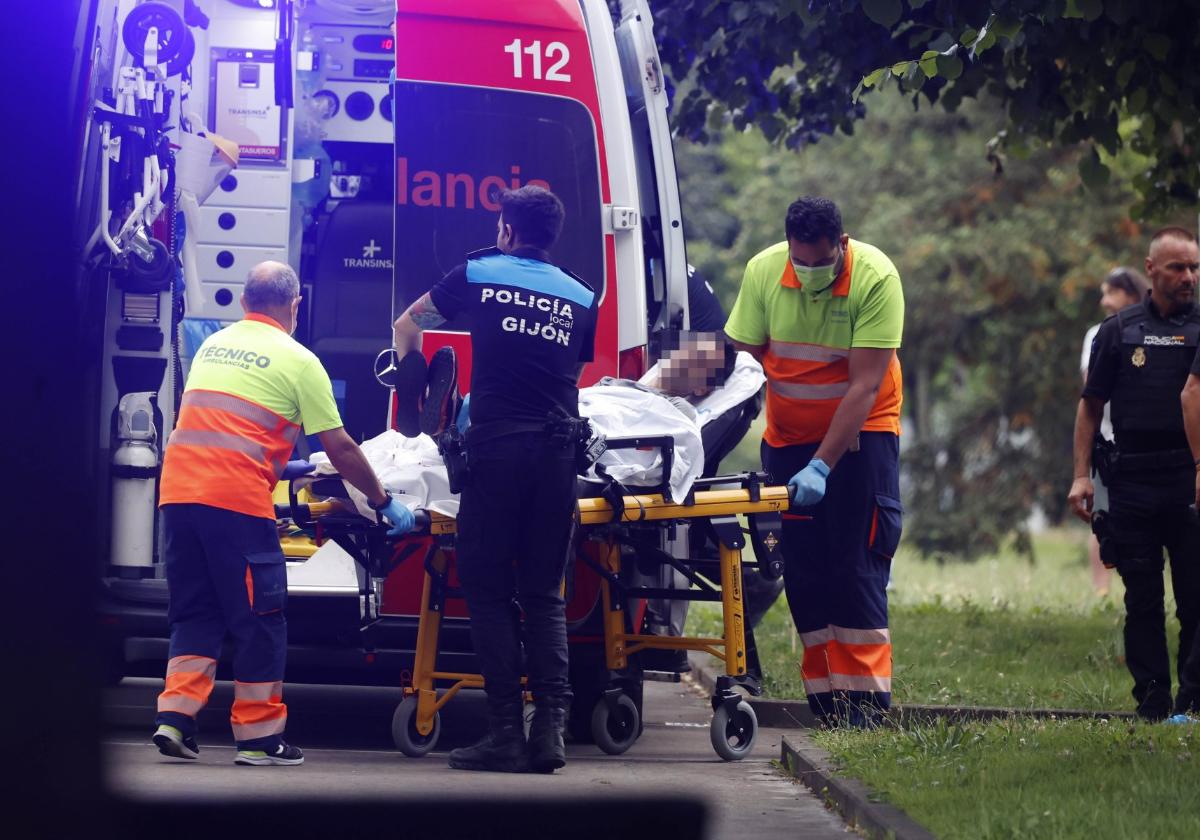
[392,543,484,757]
[590,539,642,756]
[710,524,759,761]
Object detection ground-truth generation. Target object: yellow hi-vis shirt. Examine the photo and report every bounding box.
[159,312,344,519]
[724,239,904,447]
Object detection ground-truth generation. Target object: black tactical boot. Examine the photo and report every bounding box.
[527,703,567,773]
[448,709,529,773]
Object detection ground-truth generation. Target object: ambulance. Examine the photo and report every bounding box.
[87,0,693,737]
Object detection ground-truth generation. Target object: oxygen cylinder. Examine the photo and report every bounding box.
[110,392,159,573]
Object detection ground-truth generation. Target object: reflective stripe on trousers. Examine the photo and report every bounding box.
[230,680,286,742]
[157,655,218,718]
[800,625,892,696]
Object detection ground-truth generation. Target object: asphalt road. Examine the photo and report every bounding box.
[103,675,849,840]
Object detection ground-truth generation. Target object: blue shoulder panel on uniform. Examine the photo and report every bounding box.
[466,254,595,309]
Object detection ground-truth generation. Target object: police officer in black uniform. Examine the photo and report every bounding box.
[1069,226,1200,721]
[393,186,597,772]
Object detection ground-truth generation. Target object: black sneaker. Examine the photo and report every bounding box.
[420,347,458,437]
[393,350,428,438]
[234,741,304,766]
[153,724,199,760]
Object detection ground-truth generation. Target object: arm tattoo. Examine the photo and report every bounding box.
[410,292,447,329]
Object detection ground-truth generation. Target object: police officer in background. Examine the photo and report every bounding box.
[1069,226,1200,721]
[393,186,597,773]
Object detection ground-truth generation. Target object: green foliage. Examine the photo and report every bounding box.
[648,0,1200,218]
[676,92,1192,559]
[814,718,1200,839]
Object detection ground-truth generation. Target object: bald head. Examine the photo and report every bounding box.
[242,261,301,333]
[1145,227,1199,315]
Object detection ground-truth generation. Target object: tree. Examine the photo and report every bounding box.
[674,92,1190,561]
[648,0,1200,219]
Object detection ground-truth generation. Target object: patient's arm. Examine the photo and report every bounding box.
[729,339,766,363]
[317,427,389,508]
[392,292,446,351]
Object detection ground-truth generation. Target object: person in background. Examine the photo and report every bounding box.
[1080,267,1150,597]
[1070,227,1200,721]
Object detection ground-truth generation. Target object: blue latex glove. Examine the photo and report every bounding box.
[787,458,831,507]
[280,460,316,481]
[379,497,416,536]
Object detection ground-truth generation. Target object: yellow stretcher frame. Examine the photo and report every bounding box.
[299,481,789,761]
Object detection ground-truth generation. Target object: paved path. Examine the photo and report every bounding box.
[104,676,849,840]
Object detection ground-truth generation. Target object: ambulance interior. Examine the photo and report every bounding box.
[84,0,700,683]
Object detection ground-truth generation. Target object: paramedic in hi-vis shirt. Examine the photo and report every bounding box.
[725,196,904,729]
[153,262,414,765]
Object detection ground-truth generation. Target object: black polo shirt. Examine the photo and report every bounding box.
[430,246,597,426]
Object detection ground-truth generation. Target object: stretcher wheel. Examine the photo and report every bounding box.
[710,700,758,761]
[591,693,640,755]
[392,696,440,757]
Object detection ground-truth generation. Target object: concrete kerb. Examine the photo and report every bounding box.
[780,732,938,840]
[686,653,1136,727]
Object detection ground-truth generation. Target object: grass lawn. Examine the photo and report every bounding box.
[691,527,1185,712]
[813,717,1200,840]
[684,479,1198,838]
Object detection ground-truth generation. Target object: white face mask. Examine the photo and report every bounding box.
[791,247,844,291]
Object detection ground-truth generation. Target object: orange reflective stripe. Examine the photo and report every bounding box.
[826,639,892,679]
[231,680,286,741]
[801,643,830,681]
[869,506,879,547]
[245,565,254,609]
[157,656,217,718]
[231,716,287,742]
[160,389,300,519]
[763,353,903,446]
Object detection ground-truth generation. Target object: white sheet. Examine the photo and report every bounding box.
[306,353,765,517]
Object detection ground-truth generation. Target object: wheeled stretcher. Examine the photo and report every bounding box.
[276,437,789,761]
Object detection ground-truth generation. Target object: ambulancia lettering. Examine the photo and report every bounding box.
[396,157,550,210]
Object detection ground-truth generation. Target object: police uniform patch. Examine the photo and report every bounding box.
[1132,346,1146,367]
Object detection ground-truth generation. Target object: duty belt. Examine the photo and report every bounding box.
[1109,447,1193,475]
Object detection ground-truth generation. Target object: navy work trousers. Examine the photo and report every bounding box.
[762,432,901,727]
[155,503,289,750]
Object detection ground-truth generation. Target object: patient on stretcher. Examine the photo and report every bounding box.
[303,334,765,519]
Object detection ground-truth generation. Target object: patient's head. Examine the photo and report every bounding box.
[657,331,736,399]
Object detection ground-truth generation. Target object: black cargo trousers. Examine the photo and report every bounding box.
[455,432,578,715]
[1102,467,1200,717]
